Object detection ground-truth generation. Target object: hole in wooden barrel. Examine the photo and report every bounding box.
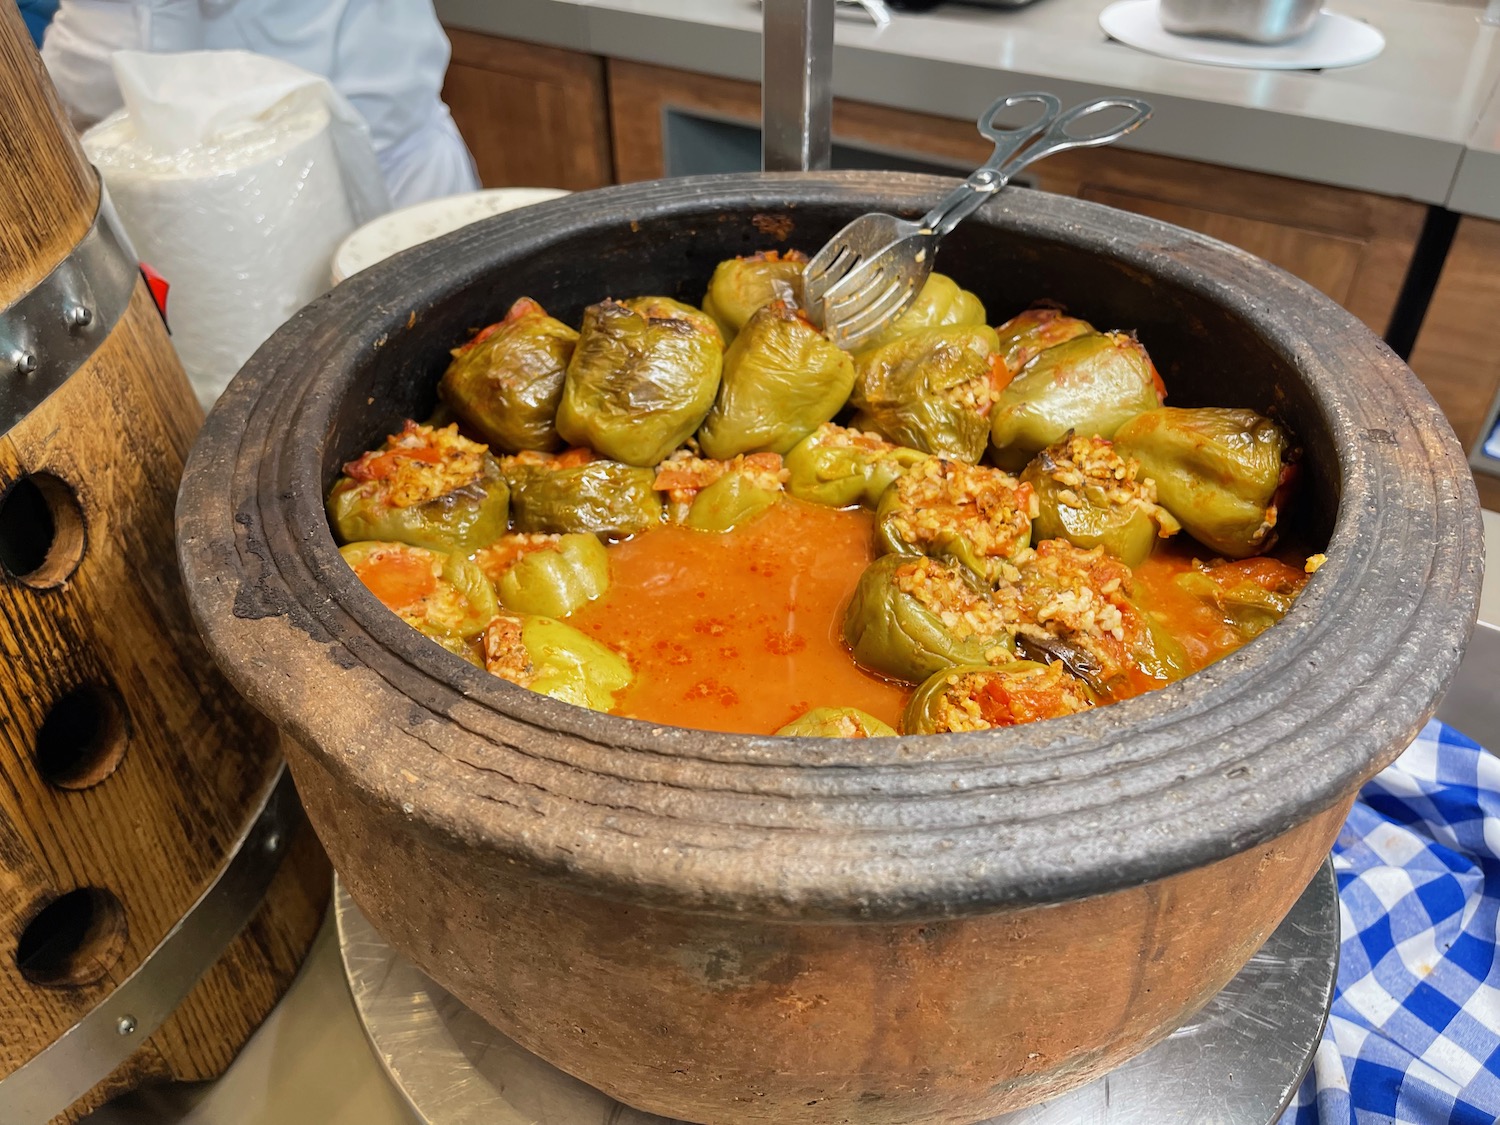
[35,683,130,790]
[0,473,86,588]
[15,888,128,988]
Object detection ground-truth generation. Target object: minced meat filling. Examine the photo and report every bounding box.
[886,458,1037,565]
[342,421,488,509]
[473,533,563,585]
[652,450,788,507]
[1003,539,1140,679]
[482,614,535,687]
[893,558,1015,657]
[925,663,1094,732]
[1036,433,1180,535]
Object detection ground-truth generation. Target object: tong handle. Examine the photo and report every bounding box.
[918,92,1060,236]
[920,94,1152,239]
[1003,96,1153,177]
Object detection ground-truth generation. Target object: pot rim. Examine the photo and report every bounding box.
[178,172,1483,922]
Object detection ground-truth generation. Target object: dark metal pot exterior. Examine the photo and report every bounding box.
[177,174,1484,1124]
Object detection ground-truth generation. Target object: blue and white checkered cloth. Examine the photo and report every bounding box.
[1283,720,1500,1125]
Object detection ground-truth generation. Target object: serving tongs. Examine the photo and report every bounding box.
[804,92,1153,350]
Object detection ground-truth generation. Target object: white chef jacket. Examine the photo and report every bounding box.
[42,0,479,207]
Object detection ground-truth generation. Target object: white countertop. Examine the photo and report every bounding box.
[436,0,1500,208]
[1451,73,1500,218]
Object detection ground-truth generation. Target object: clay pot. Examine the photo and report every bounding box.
[177,174,1483,1125]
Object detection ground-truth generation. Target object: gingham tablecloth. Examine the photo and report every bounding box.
[1283,720,1500,1125]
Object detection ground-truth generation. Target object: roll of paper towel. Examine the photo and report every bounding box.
[83,51,390,408]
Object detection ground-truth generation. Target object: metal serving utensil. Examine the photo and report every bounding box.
[804,92,1153,350]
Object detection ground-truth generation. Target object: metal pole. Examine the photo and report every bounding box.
[762,0,835,172]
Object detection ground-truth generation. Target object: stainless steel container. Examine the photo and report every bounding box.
[1158,0,1322,44]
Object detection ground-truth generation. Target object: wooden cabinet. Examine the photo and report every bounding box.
[443,30,613,191]
[1025,150,1426,337]
[1406,216,1500,510]
[606,60,1424,337]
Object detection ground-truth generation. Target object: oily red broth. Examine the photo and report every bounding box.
[569,500,908,733]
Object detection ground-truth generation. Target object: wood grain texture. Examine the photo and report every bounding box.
[1407,216,1500,455]
[605,59,1424,335]
[1028,148,1426,337]
[1478,473,1500,511]
[2,27,325,1116]
[443,29,613,190]
[0,284,330,1120]
[0,0,98,308]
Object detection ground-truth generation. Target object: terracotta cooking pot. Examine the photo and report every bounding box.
[176,174,1483,1125]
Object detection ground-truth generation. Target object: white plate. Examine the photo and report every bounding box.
[331,188,572,284]
[1099,1,1385,70]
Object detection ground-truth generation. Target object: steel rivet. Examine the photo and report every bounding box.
[67,305,93,329]
[116,1015,136,1036]
[263,830,282,854]
[10,351,38,376]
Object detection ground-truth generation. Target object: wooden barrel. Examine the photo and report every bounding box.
[0,6,328,1122]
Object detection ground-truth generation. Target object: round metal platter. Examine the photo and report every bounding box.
[335,858,1337,1125]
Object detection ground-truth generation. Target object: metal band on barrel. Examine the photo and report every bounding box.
[0,766,304,1124]
[0,192,141,437]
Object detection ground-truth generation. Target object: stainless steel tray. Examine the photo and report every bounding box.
[336,859,1338,1125]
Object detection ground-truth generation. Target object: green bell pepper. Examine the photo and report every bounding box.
[874,456,1035,585]
[1111,406,1291,558]
[857,272,987,353]
[701,250,807,342]
[685,464,784,532]
[653,452,787,530]
[1007,538,1191,692]
[623,296,725,346]
[696,302,855,459]
[328,421,510,554]
[505,453,663,538]
[483,613,634,711]
[555,299,723,466]
[851,325,1003,463]
[989,332,1165,471]
[497,532,611,617]
[437,297,577,452]
[340,540,498,644]
[774,707,897,738]
[902,660,1096,734]
[992,307,1094,377]
[1173,556,1308,642]
[784,423,929,509]
[1020,433,1179,566]
[842,554,1017,685]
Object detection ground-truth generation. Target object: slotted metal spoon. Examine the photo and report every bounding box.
[804,92,1153,350]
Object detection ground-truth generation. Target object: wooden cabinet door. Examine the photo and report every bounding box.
[1028,149,1426,337]
[607,60,1423,337]
[443,30,613,191]
[1406,215,1500,509]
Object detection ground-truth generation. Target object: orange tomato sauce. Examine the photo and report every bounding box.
[569,499,908,734]
[562,503,1308,735]
[1132,544,1307,672]
[351,550,437,609]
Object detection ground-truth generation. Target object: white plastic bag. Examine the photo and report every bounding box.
[83,50,392,408]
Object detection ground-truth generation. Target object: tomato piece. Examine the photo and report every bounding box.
[353,550,437,610]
